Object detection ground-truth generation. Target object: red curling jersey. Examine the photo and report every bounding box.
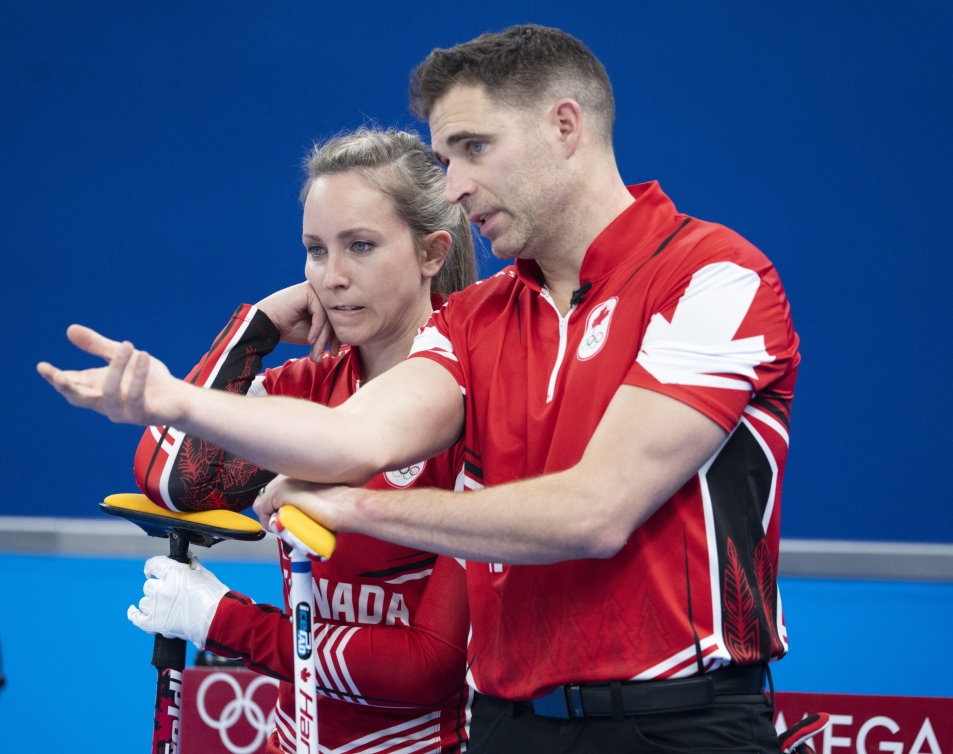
[408,182,800,700]
[134,303,471,754]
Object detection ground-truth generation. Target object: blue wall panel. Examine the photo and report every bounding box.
[3,1,951,541]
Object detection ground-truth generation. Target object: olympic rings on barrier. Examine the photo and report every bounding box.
[196,671,279,754]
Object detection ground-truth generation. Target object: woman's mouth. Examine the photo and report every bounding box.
[331,305,365,315]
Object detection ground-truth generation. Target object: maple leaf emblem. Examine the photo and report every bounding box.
[590,305,611,329]
[299,667,311,683]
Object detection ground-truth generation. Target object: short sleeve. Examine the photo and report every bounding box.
[625,260,799,432]
[407,300,467,392]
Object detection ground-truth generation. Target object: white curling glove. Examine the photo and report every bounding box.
[127,554,230,649]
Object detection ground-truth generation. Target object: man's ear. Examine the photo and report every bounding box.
[551,98,583,157]
[419,230,453,280]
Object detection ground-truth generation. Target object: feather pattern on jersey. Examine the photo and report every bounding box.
[723,538,761,663]
[225,345,259,393]
[754,538,785,655]
[176,437,265,510]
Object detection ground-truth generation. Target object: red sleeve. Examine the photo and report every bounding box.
[406,299,467,392]
[625,259,799,432]
[206,554,469,708]
[133,304,281,512]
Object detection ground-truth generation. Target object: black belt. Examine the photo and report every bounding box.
[523,664,766,719]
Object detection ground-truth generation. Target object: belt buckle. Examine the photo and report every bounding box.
[532,685,584,719]
[532,686,570,719]
[567,685,584,717]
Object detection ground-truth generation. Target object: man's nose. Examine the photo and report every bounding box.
[444,162,475,206]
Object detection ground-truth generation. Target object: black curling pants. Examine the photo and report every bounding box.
[467,692,781,754]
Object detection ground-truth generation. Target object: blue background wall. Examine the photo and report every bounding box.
[3,1,951,541]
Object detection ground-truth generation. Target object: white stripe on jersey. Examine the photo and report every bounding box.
[335,626,365,703]
[629,634,720,681]
[462,686,474,753]
[322,626,356,702]
[776,584,789,653]
[743,405,790,446]
[385,570,433,585]
[323,712,440,754]
[657,642,726,680]
[248,372,269,397]
[740,416,780,533]
[462,476,484,491]
[697,429,737,664]
[313,624,345,701]
[409,325,457,362]
[636,262,773,390]
[157,430,189,512]
[464,625,479,694]
[279,688,450,754]
[202,306,260,388]
[275,702,297,753]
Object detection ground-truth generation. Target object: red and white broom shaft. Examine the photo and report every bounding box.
[275,508,336,754]
[289,549,320,754]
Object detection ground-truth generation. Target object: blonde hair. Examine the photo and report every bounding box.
[301,127,476,295]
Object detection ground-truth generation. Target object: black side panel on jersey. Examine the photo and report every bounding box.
[705,423,783,664]
[166,308,280,512]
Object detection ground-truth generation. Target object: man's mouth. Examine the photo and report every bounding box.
[331,305,364,312]
[468,210,496,228]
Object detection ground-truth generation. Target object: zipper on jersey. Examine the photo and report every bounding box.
[540,288,577,404]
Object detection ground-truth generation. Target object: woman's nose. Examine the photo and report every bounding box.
[322,252,350,289]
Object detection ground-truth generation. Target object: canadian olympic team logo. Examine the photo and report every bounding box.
[383,459,426,488]
[196,672,279,754]
[577,297,618,361]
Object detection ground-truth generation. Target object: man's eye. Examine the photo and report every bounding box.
[469,141,485,155]
[307,246,326,258]
[352,241,373,252]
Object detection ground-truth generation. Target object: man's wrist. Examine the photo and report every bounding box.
[167,379,198,428]
[334,485,373,533]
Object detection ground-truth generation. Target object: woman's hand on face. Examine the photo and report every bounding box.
[37,325,188,426]
[255,282,341,361]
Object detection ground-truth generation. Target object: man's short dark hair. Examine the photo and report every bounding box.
[410,25,615,144]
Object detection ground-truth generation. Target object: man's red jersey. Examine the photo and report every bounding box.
[134,304,471,754]
[409,182,800,701]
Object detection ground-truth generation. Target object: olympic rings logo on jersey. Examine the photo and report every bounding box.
[577,297,618,361]
[585,330,605,348]
[383,459,426,488]
[196,671,279,754]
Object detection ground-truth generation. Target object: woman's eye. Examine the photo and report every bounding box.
[352,241,373,252]
[307,246,326,258]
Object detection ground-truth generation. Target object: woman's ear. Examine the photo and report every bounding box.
[419,230,453,280]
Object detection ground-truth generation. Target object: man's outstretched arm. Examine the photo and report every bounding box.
[38,325,463,485]
[256,384,728,564]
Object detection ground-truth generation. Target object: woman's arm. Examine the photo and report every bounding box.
[134,304,280,512]
[206,554,469,707]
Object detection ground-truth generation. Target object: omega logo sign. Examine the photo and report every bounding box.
[775,693,952,754]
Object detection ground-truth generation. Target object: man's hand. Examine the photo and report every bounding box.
[256,282,340,362]
[37,325,188,426]
[127,554,230,649]
[254,474,350,533]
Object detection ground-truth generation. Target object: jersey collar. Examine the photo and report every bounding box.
[514,181,679,291]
